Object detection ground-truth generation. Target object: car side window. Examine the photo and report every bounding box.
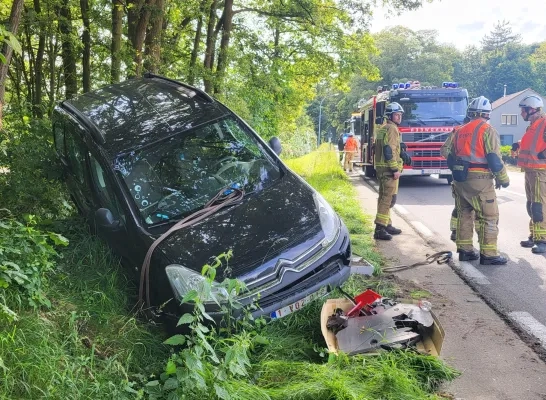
[65,122,87,185]
[53,121,65,158]
[89,155,126,223]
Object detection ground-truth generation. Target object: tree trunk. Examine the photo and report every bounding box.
[80,0,91,92]
[188,15,203,85]
[0,0,24,128]
[143,0,164,74]
[203,0,218,93]
[58,0,77,98]
[127,0,156,77]
[34,0,46,118]
[214,0,233,94]
[111,0,123,83]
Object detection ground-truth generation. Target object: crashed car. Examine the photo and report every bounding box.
[52,73,352,323]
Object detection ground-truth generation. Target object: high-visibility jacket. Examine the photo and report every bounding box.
[374,120,402,172]
[449,118,509,183]
[517,116,546,169]
[344,136,358,152]
[453,119,489,169]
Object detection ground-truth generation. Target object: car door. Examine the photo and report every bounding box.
[87,154,141,276]
[62,120,96,218]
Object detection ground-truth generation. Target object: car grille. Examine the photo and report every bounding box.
[411,150,442,157]
[255,259,343,309]
[412,160,448,168]
[402,133,449,142]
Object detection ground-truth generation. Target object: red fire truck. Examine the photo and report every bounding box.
[350,81,469,183]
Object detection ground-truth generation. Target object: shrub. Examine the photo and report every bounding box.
[0,211,68,320]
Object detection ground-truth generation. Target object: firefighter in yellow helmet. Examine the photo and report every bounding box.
[447,96,509,265]
[517,95,546,253]
[373,102,412,240]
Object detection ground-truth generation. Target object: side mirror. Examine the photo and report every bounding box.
[94,208,122,231]
[268,136,282,156]
[375,116,384,125]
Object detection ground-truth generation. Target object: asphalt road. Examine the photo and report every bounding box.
[369,169,546,348]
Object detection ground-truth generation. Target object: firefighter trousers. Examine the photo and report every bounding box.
[450,182,458,231]
[454,174,499,257]
[375,171,399,227]
[344,151,355,171]
[524,169,546,242]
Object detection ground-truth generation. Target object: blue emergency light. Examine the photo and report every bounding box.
[392,84,399,89]
[399,82,405,88]
[405,82,411,89]
[442,82,459,88]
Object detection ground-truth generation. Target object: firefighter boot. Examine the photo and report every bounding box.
[386,225,402,235]
[374,225,393,241]
[532,242,546,254]
[450,230,456,242]
[458,249,479,261]
[480,254,508,265]
[520,236,534,248]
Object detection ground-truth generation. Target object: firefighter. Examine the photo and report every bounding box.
[343,131,359,172]
[448,96,509,265]
[517,95,546,253]
[373,102,411,240]
[441,116,471,242]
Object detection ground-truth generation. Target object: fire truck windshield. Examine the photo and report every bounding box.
[394,95,468,127]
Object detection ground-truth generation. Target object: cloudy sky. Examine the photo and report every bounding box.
[370,0,546,50]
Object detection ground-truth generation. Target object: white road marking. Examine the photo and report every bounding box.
[508,311,546,350]
[455,261,491,285]
[393,204,409,215]
[502,189,525,197]
[411,221,433,237]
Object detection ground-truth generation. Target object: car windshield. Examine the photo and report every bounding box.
[395,96,468,126]
[114,117,282,225]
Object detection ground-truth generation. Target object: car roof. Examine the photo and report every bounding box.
[59,75,231,158]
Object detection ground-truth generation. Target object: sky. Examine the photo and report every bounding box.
[370,0,546,50]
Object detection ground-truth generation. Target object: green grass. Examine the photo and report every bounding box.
[0,222,168,399]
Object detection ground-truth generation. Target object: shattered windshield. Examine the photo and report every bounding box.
[114,117,281,225]
[395,96,468,127]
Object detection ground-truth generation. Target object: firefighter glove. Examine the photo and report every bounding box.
[401,151,412,166]
[495,178,509,189]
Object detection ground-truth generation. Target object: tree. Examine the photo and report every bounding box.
[481,20,521,53]
[0,0,24,127]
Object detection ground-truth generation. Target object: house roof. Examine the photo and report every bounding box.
[490,88,545,110]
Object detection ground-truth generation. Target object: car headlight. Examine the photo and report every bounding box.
[165,264,229,304]
[313,193,340,247]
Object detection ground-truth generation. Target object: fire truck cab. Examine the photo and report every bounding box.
[351,81,468,183]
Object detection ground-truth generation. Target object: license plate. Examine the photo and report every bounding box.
[421,169,442,175]
[270,286,328,319]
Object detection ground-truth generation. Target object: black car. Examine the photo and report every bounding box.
[52,73,352,323]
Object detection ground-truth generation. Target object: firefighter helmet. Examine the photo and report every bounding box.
[519,95,543,110]
[385,102,404,115]
[468,96,492,113]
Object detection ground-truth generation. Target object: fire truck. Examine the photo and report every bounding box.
[350,81,469,183]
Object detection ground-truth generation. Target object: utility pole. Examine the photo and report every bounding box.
[317,93,340,148]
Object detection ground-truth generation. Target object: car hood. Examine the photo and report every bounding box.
[157,173,324,284]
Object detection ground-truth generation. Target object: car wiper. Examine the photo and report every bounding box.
[407,118,427,126]
[428,116,461,125]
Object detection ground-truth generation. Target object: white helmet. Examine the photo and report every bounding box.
[468,96,492,114]
[519,95,543,110]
